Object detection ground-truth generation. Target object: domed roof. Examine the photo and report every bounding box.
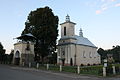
[16,33,36,41]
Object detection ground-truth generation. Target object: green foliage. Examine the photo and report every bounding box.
[48,52,57,64]
[8,50,14,64]
[79,65,103,76]
[49,65,59,71]
[62,66,77,73]
[98,45,120,63]
[97,48,107,63]
[22,6,59,63]
[112,46,120,63]
[0,42,5,54]
[0,42,6,63]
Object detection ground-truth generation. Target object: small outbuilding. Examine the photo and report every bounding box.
[13,33,35,65]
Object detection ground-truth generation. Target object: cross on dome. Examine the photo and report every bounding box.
[79,28,83,37]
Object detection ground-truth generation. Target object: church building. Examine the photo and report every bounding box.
[57,15,101,66]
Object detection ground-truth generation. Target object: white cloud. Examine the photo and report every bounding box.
[95,7,108,14]
[95,0,118,14]
[115,3,120,7]
[111,0,116,2]
[102,0,105,1]
[86,0,119,14]
[96,10,102,14]
[102,7,108,10]
[101,0,116,2]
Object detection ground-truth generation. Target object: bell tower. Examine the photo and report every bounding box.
[13,33,35,66]
[60,15,76,37]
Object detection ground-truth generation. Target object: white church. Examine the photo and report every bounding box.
[57,15,101,66]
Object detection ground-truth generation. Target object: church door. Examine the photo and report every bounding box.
[14,50,20,65]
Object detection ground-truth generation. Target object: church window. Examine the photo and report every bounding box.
[64,27,66,36]
[89,52,92,58]
[94,52,96,58]
[83,51,86,58]
[26,42,30,50]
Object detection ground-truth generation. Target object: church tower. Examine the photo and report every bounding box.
[60,15,76,37]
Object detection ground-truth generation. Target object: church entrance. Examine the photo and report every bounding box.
[14,50,20,65]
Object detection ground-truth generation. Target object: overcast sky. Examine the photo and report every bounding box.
[0,0,120,53]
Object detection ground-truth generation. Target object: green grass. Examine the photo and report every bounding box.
[62,66,77,73]
[32,64,120,76]
[79,65,103,76]
[38,64,103,76]
[113,64,120,67]
[49,65,60,71]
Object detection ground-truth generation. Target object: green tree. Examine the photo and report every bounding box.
[8,50,14,64]
[98,45,120,63]
[97,48,107,62]
[22,6,59,63]
[0,42,6,63]
[112,45,120,63]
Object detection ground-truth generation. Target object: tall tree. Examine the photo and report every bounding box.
[112,45,120,63]
[0,42,6,63]
[97,48,106,62]
[98,45,120,63]
[22,6,59,63]
[9,50,14,64]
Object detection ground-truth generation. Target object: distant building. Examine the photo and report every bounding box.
[13,33,35,65]
[57,15,101,66]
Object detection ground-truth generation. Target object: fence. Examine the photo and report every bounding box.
[2,62,120,77]
[34,64,120,76]
[25,63,103,76]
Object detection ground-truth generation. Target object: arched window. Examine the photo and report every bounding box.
[89,52,92,58]
[26,42,30,50]
[83,51,86,58]
[15,50,20,58]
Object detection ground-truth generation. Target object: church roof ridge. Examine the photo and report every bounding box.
[60,35,97,48]
[74,35,97,48]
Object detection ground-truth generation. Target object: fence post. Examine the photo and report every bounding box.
[112,66,116,75]
[29,62,31,68]
[37,63,39,69]
[47,64,49,70]
[103,67,106,77]
[60,65,62,72]
[77,66,80,74]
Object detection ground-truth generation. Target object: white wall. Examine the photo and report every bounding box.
[57,44,101,66]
